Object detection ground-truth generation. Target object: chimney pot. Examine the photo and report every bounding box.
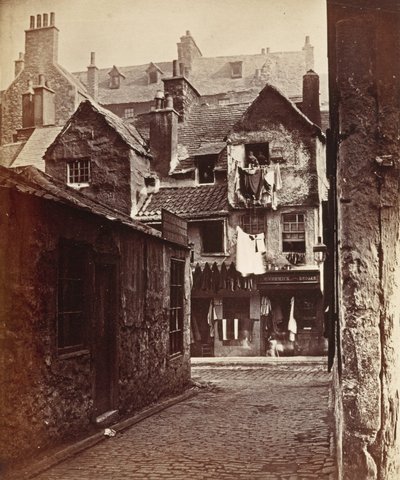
[305,35,310,45]
[36,14,42,28]
[184,66,190,78]
[255,68,261,79]
[43,13,48,27]
[179,63,184,75]
[30,16,35,29]
[266,47,270,53]
[186,30,190,36]
[50,12,55,26]
[172,60,179,77]
[155,90,165,100]
[165,94,173,109]
[261,48,265,55]
[90,52,96,66]
[39,74,45,86]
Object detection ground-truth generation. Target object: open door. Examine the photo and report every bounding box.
[94,262,117,418]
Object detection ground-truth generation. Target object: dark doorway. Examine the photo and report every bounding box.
[191,298,214,356]
[94,262,117,417]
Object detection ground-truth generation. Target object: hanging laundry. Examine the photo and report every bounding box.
[214,298,223,320]
[222,318,227,341]
[236,226,267,276]
[228,262,240,291]
[234,318,239,340]
[288,296,297,341]
[250,296,260,320]
[201,263,212,290]
[211,262,221,293]
[260,296,272,316]
[207,300,216,338]
[220,262,228,290]
[193,263,202,290]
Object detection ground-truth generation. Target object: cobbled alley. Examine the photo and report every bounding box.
[33,359,336,480]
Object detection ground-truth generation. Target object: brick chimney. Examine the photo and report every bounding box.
[302,36,314,71]
[87,52,98,100]
[20,74,55,132]
[162,60,200,122]
[177,30,202,73]
[149,92,178,177]
[14,52,24,77]
[24,13,59,69]
[302,69,321,127]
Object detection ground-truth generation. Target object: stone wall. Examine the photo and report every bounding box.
[328,1,400,478]
[0,189,190,463]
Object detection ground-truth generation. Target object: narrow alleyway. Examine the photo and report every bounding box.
[34,359,336,480]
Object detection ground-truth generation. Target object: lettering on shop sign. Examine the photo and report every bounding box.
[162,209,188,247]
[258,272,319,284]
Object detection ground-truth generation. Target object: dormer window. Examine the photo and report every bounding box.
[146,62,164,85]
[230,61,243,79]
[108,65,125,90]
[196,155,216,184]
[245,143,270,166]
[67,159,90,187]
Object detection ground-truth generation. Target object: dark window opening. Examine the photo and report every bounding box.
[110,75,120,89]
[148,70,159,84]
[245,143,270,166]
[241,213,266,235]
[197,155,216,184]
[57,240,89,353]
[67,159,90,185]
[200,221,224,254]
[282,213,306,253]
[169,258,185,355]
[230,61,243,78]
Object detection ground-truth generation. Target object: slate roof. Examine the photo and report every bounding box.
[0,142,25,168]
[0,165,163,240]
[10,126,63,170]
[47,100,150,158]
[137,184,228,221]
[73,48,314,106]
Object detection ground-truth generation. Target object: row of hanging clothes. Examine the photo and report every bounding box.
[206,299,255,342]
[234,162,282,209]
[192,262,256,292]
[261,295,297,341]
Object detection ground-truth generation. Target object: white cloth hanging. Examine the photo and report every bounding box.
[234,318,239,340]
[288,296,297,341]
[207,300,216,338]
[222,318,227,341]
[236,226,267,276]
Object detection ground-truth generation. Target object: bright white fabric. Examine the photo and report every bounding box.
[236,226,267,276]
[288,296,297,336]
[234,318,239,340]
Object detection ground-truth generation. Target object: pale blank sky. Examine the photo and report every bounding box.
[0,0,327,90]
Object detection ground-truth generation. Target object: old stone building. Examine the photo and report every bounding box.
[0,165,191,463]
[327,0,400,478]
[136,72,328,357]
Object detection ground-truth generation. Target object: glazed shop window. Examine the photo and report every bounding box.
[169,258,185,356]
[67,159,90,186]
[200,220,225,254]
[282,213,306,253]
[241,213,266,235]
[57,240,89,353]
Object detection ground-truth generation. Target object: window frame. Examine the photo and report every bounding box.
[230,61,243,79]
[282,212,306,253]
[66,158,91,188]
[200,219,226,255]
[196,155,216,185]
[240,213,266,235]
[244,143,270,166]
[169,258,185,356]
[57,239,90,355]
[124,107,135,119]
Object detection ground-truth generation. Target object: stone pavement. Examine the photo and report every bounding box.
[34,358,336,480]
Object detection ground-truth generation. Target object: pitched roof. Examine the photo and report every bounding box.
[73,49,311,106]
[137,184,228,221]
[0,142,25,168]
[0,165,162,239]
[47,100,150,158]
[10,126,63,170]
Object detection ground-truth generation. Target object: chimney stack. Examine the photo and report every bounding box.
[14,52,25,77]
[87,52,98,100]
[25,12,59,67]
[261,48,266,55]
[302,69,321,127]
[302,35,314,71]
[177,30,202,74]
[33,74,55,127]
[172,60,179,77]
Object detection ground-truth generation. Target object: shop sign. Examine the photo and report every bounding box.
[257,270,319,285]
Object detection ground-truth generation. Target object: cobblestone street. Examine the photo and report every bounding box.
[34,359,336,480]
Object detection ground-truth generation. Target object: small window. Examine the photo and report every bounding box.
[124,108,135,118]
[218,98,230,106]
[201,221,225,254]
[110,76,120,89]
[67,159,90,186]
[197,155,216,184]
[169,258,185,356]
[282,213,305,253]
[57,240,89,353]
[245,143,270,166]
[230,61,243,79]
[241,213,265,235]
[148,70,159,84]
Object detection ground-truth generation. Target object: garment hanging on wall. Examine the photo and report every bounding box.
[207,300,216,338]
[236,226,267,276]
[214,298,223,320]
[260,296,272,316]
[211,262,220,293]
[222,318,227,341]
[193,264,202,290]
[220,262,228,290]
[234,318,239,340]
[202,263,212,290]
[288,296,297,341]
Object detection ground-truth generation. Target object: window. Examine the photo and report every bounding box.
[282,213,306,253]
[67,159,90,186]
[197,155,216,184]
[109,75,120,89]
[200,221,225,254]
[124,107,135,118]
[230,61,243,78]
[241,213,266,235]
[169,259,185,355]
[148,70,159,84]
[245,143,270,166]
[57,240,89,353]
[218,98,230,106]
